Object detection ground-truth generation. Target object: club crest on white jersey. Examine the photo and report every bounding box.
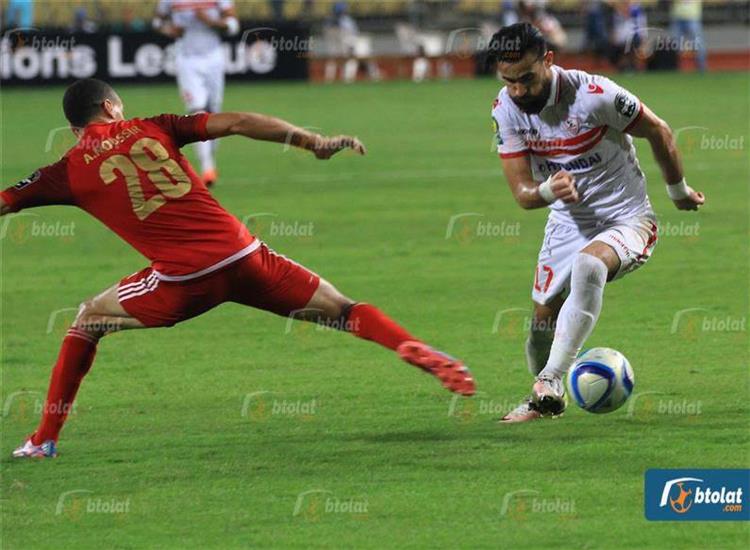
[492,66,654,227]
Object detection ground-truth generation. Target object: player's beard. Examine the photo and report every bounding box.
[512,79,552,115]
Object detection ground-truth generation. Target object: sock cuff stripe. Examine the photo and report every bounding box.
[66,328,99,345]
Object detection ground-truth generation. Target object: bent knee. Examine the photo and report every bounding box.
[74,299,117,336]
[572,252,609,286]
[310,280,354,319]
[75,299,96,323]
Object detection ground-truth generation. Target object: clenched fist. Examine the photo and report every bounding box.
[672,188,705,211]
[549,170,578,204]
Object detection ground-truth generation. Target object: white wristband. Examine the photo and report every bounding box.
[538,175,557,204]
[666,178,690,200]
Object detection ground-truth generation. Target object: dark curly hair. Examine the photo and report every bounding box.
[485,22,547,67]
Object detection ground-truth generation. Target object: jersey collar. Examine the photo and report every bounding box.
[543,66,561,111]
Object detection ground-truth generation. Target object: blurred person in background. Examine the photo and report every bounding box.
[153,0,240,188]
[122,6,146,32]
[582,0,608,65]
[111,6,147,32]
[608,0,647,71]
[70,6,98,33]
[324,2,380,83]
[518,0,567,51]
[4,0,34,29]
[501,0,519,27]
[413,44,430,83]
[269,0,285,21]
[671,0,707,72]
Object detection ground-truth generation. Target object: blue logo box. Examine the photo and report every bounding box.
[645,469,750,521]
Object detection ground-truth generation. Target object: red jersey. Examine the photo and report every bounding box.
[0,114,256,280]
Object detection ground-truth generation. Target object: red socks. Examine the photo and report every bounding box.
[346,303,417,351]
[29,305,411,444]
[31,329,99,444]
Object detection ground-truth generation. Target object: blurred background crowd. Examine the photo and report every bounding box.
[2,1,748,81]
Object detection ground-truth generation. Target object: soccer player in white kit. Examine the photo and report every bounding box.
[487,24,706,422]
[153,0,240,187]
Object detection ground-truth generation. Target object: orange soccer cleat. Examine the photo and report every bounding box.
[202,168,218,188]
[397,340,476,396]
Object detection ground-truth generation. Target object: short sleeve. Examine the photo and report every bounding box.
[0,159,73,213]
[492,97,529,159]
[588,76,644,132]
[146,113,210,148]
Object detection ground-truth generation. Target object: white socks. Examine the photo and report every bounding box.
[539,253,608,380]
[194,140,215,174]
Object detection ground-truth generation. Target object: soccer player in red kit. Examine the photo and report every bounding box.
[3,79,475,458]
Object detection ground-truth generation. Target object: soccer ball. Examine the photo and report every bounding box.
[566,347,634,414]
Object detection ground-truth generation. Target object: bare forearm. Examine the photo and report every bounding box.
[205,112,366,160]
[224,112,319,150]
[513,182,549,210]
[628,104,703,210]
[501,157,577,209]
[647,121,683,185]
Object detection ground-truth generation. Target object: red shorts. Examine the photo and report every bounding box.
[118,243,321,328]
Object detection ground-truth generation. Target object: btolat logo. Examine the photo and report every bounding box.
[645,469,749,521]
[660,477,743,514]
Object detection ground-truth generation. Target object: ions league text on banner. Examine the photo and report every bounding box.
[0,24,310,86]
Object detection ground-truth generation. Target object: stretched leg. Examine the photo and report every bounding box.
[13,283,145,458]
[234,245,475,396]
[499,296,563,423]
[525,295,564,376]
[299,279,414,350]
[296,279,475,395]
[532,241,618,415]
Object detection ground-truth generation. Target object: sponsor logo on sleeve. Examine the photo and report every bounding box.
[645,469,749,521]
[615,92,637,118]
[14,170,41,190]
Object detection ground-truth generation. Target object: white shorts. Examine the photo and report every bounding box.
[175,49,225,113]
[532,215,658,305]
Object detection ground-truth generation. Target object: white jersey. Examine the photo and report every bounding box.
[157,0,233,57]
[492,65,654,227]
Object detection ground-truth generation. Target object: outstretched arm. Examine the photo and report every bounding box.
[205,112,366,160]
[627,104,705,211]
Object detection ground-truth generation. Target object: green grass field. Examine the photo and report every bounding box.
[2,72,749,548]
